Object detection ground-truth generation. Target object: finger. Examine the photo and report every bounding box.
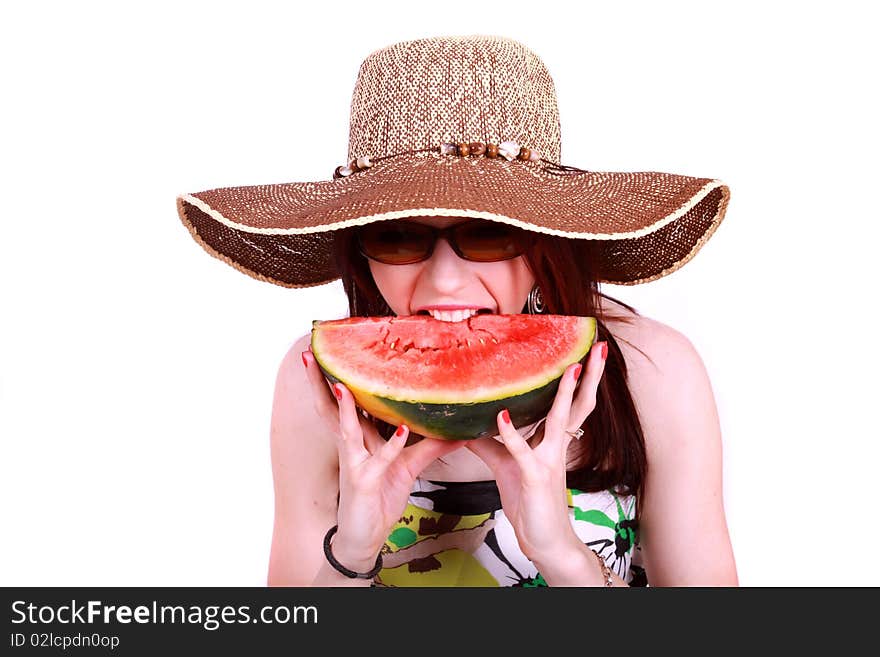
[359,416,387,455]
[568,341,607,430]
[301,350,342,422]
[542,361,583,452]
[303,350,381,455]
[333,381,370,464]
[376,423,409,463]
[495,408,534,471]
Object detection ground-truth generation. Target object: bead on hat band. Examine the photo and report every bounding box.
[332,141,590,179]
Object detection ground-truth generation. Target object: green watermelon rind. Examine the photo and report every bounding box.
[311,316,597,404]
[338,374,563,441]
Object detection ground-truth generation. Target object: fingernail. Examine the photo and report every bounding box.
[395,424,407,437]
[301,351,309,368]
[333,384,342,400]
[501,409,510,424]
[572,364,582,381]
[600,342,608,361]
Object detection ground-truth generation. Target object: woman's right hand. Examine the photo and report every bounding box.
[301,349,465,572]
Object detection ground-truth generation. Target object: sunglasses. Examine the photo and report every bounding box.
[355,219,529,265]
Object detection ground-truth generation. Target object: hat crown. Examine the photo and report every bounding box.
[347,35,562,163]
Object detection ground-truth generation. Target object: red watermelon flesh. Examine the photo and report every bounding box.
[311,313,597,440]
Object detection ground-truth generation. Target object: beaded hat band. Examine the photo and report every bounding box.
[333,141,556,179]
[176,35,730,289]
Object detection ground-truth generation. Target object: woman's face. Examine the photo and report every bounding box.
[367,217,536,317]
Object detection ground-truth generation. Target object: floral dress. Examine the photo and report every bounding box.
[373,477,648,587]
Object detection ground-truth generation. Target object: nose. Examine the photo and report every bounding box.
[422,235,470,283]
[428,237,467,267]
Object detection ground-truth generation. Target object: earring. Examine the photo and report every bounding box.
[526,285,545,314]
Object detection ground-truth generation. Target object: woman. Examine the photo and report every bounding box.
[176,35,737,586]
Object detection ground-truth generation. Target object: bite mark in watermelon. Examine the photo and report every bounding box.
[310,314,598,441]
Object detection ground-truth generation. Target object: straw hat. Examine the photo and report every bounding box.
[176,34,730,288]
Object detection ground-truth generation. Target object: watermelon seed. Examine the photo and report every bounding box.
[390,339,397,350]
[491,338,499,344]
[479,338,485,345]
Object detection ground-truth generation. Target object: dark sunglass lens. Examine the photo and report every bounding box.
[455,221,524,261]
[358,221,432,264]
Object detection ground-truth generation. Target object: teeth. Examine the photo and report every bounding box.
[428,309,479,322]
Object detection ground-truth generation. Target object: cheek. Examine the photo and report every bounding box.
[513,258,536,292]
[481,259,535,311]
[500,258,535,294]
[369,262,416,312]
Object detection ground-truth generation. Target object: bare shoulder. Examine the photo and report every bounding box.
[267,332,340,586]
[271,332,335,438]
[270,332,339,477]
[602,297,737,584]
[600,296,707,398]
[600,296,721,474]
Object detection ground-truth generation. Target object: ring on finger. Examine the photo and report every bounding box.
[565,428,585,440]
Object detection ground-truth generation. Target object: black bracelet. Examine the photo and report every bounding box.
[322,525,383,579]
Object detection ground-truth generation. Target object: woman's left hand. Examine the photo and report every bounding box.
[465,341,608,563]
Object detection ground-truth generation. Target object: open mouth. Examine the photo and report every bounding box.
[416,308,494,322]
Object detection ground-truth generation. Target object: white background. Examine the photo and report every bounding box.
[1,1,877,587]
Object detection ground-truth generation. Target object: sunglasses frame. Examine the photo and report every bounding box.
[355,218,528,265]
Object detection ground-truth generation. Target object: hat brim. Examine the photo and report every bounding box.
[176,153,730,288]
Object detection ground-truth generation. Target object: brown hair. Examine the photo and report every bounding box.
[331,226,650,521]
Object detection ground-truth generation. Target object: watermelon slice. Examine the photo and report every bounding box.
[310,314,598,441]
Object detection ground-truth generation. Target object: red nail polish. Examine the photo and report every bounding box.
[333,384,342,400]
[600,342,608,361]
[395,425,407,437]
[572,364,582,381]
[301,351,309,368]
[501,409,510,424]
